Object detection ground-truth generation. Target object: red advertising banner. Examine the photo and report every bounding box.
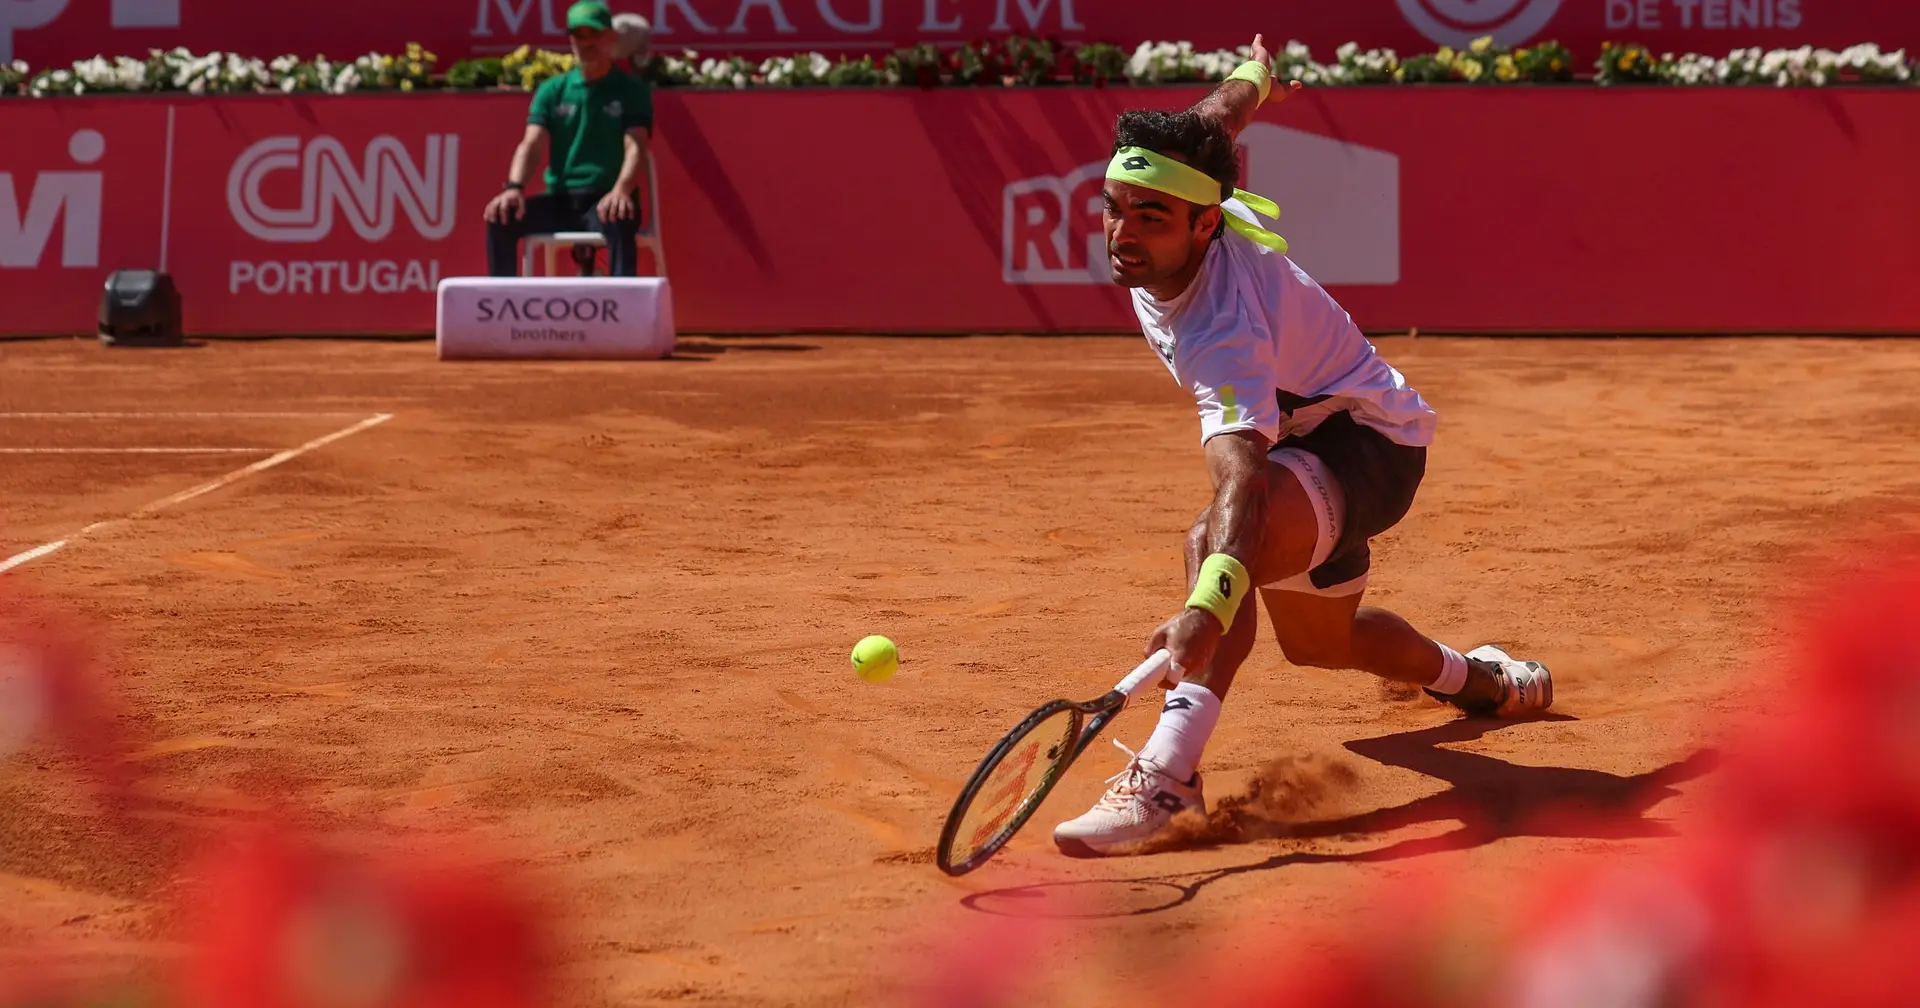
[5,0,1918,69]
[2,87,1917,336]
[0,93,519,335]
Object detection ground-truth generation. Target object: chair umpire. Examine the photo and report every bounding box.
[484,1,654,276]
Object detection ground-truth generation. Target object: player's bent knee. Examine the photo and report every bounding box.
[1279,641,1350,670]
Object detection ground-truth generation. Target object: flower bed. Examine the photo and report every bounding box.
[2,38,1913,96]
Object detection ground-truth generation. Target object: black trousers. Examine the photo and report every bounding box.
[486,190,640,277]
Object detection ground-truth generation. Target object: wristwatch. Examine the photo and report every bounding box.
[502,181,525,191]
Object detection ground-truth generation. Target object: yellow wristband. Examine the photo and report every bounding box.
[1226,60,1273,105]
[1185,553,1252,632]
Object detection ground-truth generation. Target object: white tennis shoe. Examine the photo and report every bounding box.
[1053,740,1204,857]
[1466,644,1554,717]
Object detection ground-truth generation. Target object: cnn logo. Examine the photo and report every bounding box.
[226,134,460,244]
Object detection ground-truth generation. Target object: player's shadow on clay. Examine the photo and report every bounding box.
[961,715,1719,919]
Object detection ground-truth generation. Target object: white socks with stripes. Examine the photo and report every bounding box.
[1428,642,1470,695]
[1134,644,1466,782]
[1136,681,1220,783]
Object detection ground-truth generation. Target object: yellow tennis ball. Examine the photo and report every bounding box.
[850,635,899,684]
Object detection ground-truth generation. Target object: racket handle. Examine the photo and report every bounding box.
[1115,649,1176,700]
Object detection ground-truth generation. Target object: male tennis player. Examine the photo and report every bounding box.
[1054,35,1553,857]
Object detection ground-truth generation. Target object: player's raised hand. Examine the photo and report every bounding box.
[1249,33,1308,106]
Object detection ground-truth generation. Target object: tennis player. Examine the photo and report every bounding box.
[1054,35,1553,857]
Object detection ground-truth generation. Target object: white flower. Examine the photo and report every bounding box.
[188,76,205,94]
[1126,41,1153,80]
[808,52,829,77]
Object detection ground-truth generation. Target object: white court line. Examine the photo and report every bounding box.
[0,413,393,574]
[0,448,274,454]
[0,412,371,419]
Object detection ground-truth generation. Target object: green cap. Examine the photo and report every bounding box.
[566,0,612,30]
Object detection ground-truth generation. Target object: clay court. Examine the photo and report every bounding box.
[5,334,1920,1004]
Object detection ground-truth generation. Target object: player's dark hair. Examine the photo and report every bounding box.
[1112,109,1239,210]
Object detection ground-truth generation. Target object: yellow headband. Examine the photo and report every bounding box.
[1104,146,1288,254]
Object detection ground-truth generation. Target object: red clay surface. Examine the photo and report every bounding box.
[4,335,1920,1004]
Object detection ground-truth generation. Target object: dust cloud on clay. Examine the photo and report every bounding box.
[1142,753,1363,852]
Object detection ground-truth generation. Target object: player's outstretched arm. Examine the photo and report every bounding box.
[1188,33,1305,140]
[1195,430,1270,572]
[1147,429,1271,679]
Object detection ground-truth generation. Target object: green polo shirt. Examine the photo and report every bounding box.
[528,67,654,194]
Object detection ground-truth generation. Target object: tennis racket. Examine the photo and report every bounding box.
[935,649,1176,876]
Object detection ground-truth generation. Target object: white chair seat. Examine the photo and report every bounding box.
[523,232,608,277]
[518,155,667,278]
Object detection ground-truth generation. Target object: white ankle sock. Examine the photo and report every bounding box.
[1428,642,1469,695]
[1136,681,1220,783]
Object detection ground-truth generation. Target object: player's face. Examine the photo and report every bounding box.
[1102,180,1214,289]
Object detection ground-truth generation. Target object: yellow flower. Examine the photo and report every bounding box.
[1470,36,1493,54]
[1436,46,1454,63]
[1550,58,1564,71]
[1460,59,1484,81]
[1617,55,1632,71]
[400,79,413,91]
[425,51,437,63]
[1392,66,1406,81]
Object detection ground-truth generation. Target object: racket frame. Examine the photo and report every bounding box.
[934,650,1173,876]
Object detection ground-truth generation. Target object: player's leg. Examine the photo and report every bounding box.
[1258,441,1551,717]
[1132,474,1325,771]
[1053,466,1323,857]
[1260,589,1541,715]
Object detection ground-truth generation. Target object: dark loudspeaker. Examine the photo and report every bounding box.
[98,270,184,347]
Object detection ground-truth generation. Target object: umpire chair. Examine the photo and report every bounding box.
[521,151,666,279]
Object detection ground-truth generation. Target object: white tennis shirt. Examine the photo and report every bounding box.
[1131,198,1436,447]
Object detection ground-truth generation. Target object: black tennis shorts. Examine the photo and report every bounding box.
[1277,410,1428,591]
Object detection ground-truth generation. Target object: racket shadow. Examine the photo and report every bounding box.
[960,714,1719,919]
